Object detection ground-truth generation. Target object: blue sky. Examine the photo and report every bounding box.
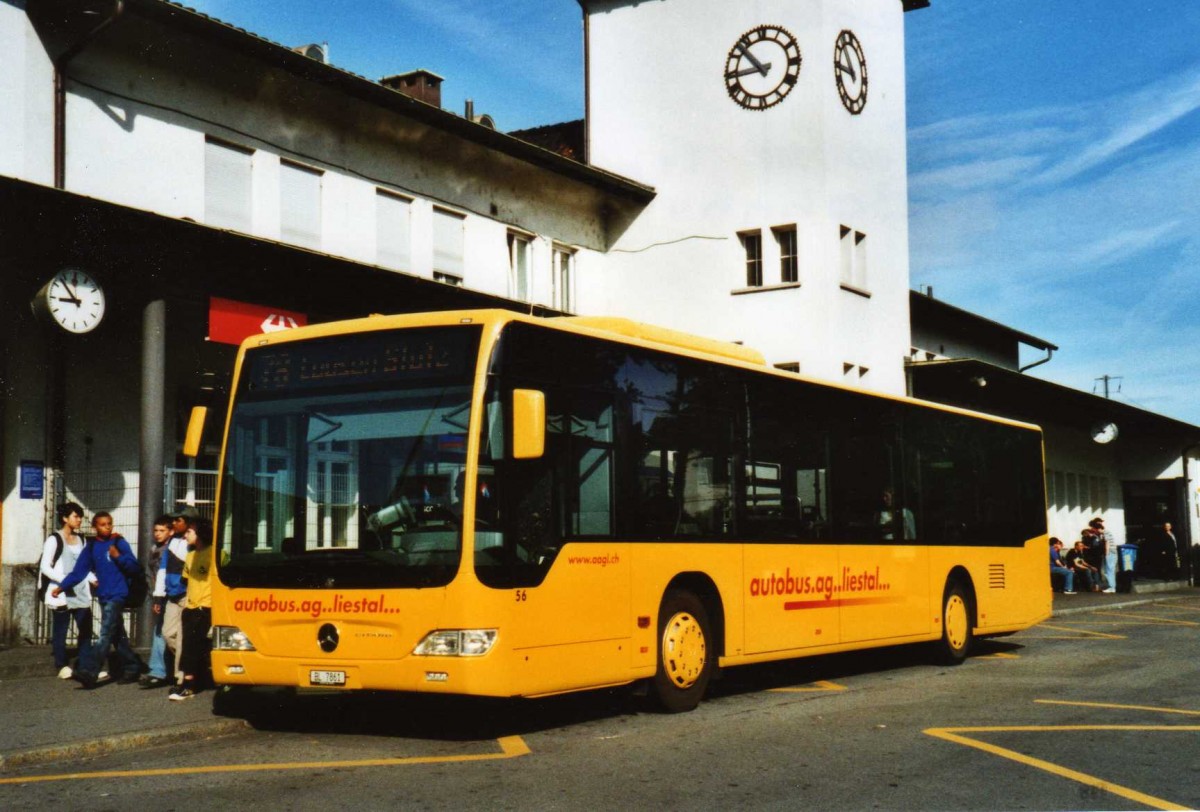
[185,0,1200,425]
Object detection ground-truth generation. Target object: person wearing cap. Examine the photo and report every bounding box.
[1089,517,1116,594]
[162,506,196,690]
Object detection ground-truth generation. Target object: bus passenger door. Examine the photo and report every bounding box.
[834,428,930,644]
[478,388,631,693]
[741,457,840,653]
[743,542,840,653]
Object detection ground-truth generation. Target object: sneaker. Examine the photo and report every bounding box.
[97,670,110,682]
[74,671,98,690]
[168,687,197,701]
[1062,590,1076,595]
[139,675,171,689]
[57,666,73,679]
[1102,588,1116,593]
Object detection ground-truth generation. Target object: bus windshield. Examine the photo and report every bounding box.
[217,326,481,589]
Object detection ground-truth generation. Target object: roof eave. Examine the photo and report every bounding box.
[117,0,654,205]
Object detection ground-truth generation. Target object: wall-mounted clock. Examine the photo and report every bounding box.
[1090,421,1119,444]
[724,25,802,111]
[33,268,106,334]
[833,29,868,114]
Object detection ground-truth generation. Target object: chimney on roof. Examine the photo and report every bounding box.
[380,69,443,108]
[464,99,496,130]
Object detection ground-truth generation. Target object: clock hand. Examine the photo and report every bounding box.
[57,295,83,305]
[835,58,857,82]
[735,40,771,77]
[730,63,773,79]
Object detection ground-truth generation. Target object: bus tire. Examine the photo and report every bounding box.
[652,589,713,713]
[936,580,973,665]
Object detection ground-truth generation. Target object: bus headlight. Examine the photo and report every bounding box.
[413,629,497,657]
[212,626,257,651]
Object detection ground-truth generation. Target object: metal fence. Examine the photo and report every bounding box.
[33,467,218,646]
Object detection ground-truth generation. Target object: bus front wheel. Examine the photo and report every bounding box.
[652,590,713,713]
[937,581,973,665]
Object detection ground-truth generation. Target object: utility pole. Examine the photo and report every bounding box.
[1094,374,1123,399]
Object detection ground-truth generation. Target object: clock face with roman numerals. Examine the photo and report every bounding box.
[724,25,802,111]
[43,268,106,334]
[833,29,868,114]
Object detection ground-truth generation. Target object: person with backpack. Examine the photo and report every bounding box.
[39,502,96,678]
[53,511,144,688]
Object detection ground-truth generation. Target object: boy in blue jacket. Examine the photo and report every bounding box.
[54,512,144,688]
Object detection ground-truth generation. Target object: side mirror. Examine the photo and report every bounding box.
[511,389,545,460]
[183,406,208,458]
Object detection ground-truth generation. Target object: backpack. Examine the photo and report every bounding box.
[124,551,150,610]
[37,533,64,604]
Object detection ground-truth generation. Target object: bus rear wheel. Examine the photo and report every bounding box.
[652,590,713,713]
[936,581,973,665]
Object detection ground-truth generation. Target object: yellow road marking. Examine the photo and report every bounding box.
[770,679,847,693]
[925,725,1198,811]
[0,735,530,786]
[1155,604,1200,614]
[1029,623,1125,639]
[1035,699,1200,717]
[1093,611,1199,627]
[978,652,1020,659]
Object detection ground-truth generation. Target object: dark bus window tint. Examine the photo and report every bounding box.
[627,357,737,539]
[829,398,905,543]
[744,375,831,540]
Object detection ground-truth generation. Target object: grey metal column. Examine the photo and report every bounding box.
[137,299,166,648]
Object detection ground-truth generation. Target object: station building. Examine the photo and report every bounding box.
[0,0,1194,642]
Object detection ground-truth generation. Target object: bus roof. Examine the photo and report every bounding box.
[237,309,1042,434]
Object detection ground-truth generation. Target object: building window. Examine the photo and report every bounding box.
[773,225,798,284]
[376,189,412,270]
[507,231,532,301]
[840,225,868,291]
[740,230,763,287]
[433,208,465,279]
[204,137,253,231]
[280,159,323,248]
[553,246,575,312]
[433,271,463,287]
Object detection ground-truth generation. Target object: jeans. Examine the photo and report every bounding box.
[79,599,141,680]
[1105,550,1117,591]
[50,606,93,669]
[147,601,167,679]
[1051,565,1074,592]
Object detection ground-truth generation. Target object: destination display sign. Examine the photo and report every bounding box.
[241,326,480,394]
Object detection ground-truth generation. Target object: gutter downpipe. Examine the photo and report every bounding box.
[53,0,126,189]
[1019,347,1053,374]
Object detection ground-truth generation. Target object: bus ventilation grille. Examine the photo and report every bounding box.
[988,564,1006,589]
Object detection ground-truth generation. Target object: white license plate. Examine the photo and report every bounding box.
[309,669,346,686]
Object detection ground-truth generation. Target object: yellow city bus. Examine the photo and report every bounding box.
[204,309,1050,713]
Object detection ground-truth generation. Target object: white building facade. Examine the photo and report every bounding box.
[585,0,913,390]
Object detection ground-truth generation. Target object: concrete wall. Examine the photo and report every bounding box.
[0,0,53,184]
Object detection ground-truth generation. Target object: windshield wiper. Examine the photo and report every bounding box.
[308,411,343,444]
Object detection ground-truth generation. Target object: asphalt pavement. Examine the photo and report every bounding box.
[1,583,1194,771]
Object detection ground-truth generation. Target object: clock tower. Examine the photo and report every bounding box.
[582,0,915,395]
